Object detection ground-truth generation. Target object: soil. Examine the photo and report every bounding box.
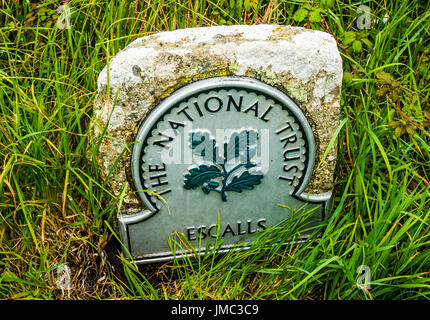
[104,236,175,290]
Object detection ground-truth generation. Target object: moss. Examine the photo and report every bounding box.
[254,67,280,86]
[283,84,308,103]
[140,68,156,84]
[269,25,302,41]
[228,63,239,73]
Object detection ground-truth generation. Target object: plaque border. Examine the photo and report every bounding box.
[118,77,332,264]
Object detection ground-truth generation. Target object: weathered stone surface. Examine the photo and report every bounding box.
[91,25,342,212]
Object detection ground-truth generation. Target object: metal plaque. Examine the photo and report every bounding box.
[119,77,331,264]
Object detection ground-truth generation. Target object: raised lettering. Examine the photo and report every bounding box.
[283,147,301,160]
[226,94,243,112]
[177,106,194,121]
[280,133,297,148]
[187,227,196,241]
[169,120,185,130]
[149,173,168,187]
[157,188,172,195]
[207,224,218,238]
[276,121,293,135]
[148,163,166,172]
[153,132,173,148]
[193,101,204,117]
[259,105,273,122]
[243,100,259,117]
[196,225,207,240]
[283,164,299,173]
[222,224,236,237]
[279,175,295,184]
[237,221,246,235]
[204,96,223,113]
[257,218,267,230]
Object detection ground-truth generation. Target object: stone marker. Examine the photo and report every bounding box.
[91,25,342,264]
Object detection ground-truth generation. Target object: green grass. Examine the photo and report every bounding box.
[0,0,429,300]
